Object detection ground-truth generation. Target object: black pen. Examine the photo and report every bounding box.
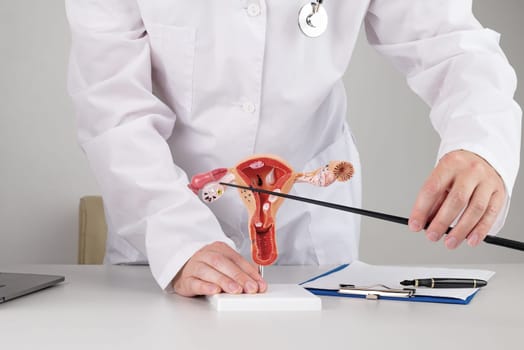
[400,278,487,288]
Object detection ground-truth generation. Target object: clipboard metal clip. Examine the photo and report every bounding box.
[338,284,416,300]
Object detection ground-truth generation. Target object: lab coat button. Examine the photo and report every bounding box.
[247,4,261,17]
[242,102,256,113]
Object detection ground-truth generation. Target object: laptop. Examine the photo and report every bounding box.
[0,272,65,304]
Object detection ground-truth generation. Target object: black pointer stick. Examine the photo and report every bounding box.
[219,182,524,252]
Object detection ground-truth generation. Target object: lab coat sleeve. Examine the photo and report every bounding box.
[364,0,522,233]
[65,0,235,290]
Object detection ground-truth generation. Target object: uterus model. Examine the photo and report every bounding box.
[188,154,354,267]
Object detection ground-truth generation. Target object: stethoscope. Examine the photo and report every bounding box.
[298,0,328,38]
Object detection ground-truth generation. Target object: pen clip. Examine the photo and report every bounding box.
[338,284,416,300]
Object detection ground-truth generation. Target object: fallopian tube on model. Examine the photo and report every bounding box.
[188,154,354,266]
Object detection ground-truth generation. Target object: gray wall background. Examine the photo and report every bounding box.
[1,1,522,265]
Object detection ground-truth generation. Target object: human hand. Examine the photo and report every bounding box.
[408,150,506,249]
[172,241,267,297]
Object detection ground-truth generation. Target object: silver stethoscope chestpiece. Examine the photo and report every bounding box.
[298,1,328,38]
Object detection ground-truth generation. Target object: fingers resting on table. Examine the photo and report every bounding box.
[172,241,267,297]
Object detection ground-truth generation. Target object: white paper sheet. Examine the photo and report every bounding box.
[301,261,495,301]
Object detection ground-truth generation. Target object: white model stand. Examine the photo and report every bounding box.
[207,284,321,311]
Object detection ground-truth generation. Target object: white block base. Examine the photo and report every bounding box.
[207,284,321,311]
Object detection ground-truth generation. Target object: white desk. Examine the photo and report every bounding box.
[0,264,522,350]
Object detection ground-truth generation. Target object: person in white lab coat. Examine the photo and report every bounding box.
[66,1,521,297]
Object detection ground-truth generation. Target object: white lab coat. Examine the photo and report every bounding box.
[66,0,521,290]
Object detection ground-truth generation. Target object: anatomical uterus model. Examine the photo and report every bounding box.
[188,154,354,266]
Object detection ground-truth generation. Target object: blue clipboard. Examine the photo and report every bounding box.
[300,264,479,305]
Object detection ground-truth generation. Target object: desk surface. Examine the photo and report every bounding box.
[0,263,522,350]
